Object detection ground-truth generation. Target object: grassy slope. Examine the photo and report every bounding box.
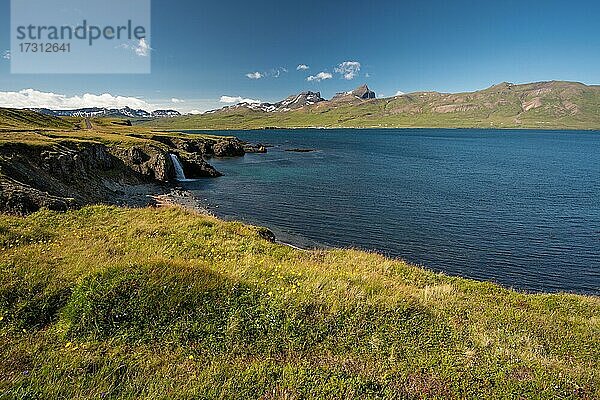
[0,108,74,131]
[145,81,600,130]
[0,115,224,149]
[1,206,599,399]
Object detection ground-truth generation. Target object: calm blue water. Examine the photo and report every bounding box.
[182,129,600,295]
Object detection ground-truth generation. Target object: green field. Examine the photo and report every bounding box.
[145,81,600,131]
[1,206,598,399]
[0,109,74,131]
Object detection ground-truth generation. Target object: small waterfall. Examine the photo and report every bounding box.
[169,154,186,181]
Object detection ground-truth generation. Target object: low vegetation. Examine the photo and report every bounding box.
[1,206,598,399]
[0,108,74,131]
[0,113,229,149]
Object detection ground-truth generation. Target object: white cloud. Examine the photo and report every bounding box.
[134,38,151,57]
[219,95,261,104]
[0,89,155,110]
[365,73,370,78]
[306,72,332,82]
[395,91,405,96]
[2,50,10,60]
[246,72,263,80]
[335,61,361,80]
[246,68,288,79]
[188,109,202,115]
[297,64,309,71]
[171,98,184,103]
[117,39,152,57]
[271,68,283,78]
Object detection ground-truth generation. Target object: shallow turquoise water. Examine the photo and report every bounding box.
[183,129,600,294]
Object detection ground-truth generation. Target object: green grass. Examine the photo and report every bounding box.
[0,108,74,131]
[1,206,598,399]
[0,113,221,150]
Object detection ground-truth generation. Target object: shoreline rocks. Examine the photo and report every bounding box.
[0,136,236,215]
[211,138,245,157]
[0,133,260,215]
[243,143,268,153]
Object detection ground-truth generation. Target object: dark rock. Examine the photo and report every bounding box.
[37,142,115,183]
[333,84,376,101]
[177,153,222,178]
[128,146,151,165]
[243,144,268,153]
[0,141,167,214]
[112,145,172,182]
[257,227,276,243]
[111,120,132,126]
[352,84,376,99]
[150,135,212,154]
[212,139,245,157]
[0,178,77,215]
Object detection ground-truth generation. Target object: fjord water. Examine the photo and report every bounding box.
[184,129,600,294]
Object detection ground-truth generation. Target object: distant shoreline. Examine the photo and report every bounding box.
[161,126,600,133]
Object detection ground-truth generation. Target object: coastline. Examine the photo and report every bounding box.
[2,123,599,398]
[1,122,598,294]
[160,187,311,251]
[168,126,600,132]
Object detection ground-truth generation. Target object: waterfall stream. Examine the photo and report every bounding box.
[169,154,186,181]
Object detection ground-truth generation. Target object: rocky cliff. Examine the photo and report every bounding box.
[0,135,247,215]
[332,85,377,101]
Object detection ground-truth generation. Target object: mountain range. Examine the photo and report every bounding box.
[210,85,377,114]
[146,81,600,130]
[32,106,181,119]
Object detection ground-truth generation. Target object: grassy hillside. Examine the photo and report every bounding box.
[0,108,74,131]
[0,113,227,148]
[1,206,598,399]
[145,81,600,130]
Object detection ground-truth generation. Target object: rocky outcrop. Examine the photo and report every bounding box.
[150,136,212,154]
[243,144,268,153]
[111,144,173,182]
[0,178,76,215]
[0,141,168,215]
[332,85,376,101]
[212,139,245,157]
[0,132,252,215]
[176,153,222,178]
[351,85,376,99]
[150,135,247,157]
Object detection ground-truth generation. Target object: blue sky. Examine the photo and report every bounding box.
[1,0,600,112]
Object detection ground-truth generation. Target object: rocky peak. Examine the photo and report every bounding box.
[211,91,325,113]
[276,91,325,110]
[333,84,376,101]
[352,84,376,99]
